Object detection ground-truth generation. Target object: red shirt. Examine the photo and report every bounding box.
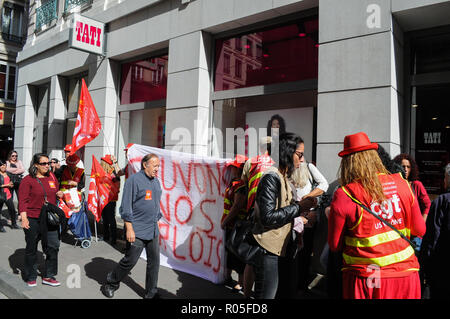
[1,174,12,200]
[410,180,431,217]
[18,173,60,218]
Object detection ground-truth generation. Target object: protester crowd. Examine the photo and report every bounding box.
[1,112,449,300]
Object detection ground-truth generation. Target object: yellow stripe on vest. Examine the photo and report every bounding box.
[343,245,415,267]
[248,186,258,198]
[224,198,231,205]
[223,209,229,215]
[249,171,263,186]
[345,228,411,247]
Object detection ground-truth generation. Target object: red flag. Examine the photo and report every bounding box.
[70,79,101,155]
[87,156,119,222]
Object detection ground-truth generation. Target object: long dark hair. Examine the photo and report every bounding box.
[278,132,304,178]
[28,153,50,178]
[393,153,420,181]
[267,114,286,137]
[377,145,405,178]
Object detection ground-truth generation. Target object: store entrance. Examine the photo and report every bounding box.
[412,85,450,198]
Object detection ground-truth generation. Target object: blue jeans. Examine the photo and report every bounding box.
[254,251,279,299]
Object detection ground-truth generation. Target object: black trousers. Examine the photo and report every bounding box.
[23,218,60,281]
[107,235,160,298]
[102,202,117,243]
[0,197,17,225]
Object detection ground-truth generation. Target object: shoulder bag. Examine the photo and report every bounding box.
[36,178,61,227]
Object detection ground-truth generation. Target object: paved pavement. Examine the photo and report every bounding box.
[0,206,327,300]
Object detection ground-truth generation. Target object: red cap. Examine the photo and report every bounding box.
[66,154,80,166]
[101,154,113,165]
[226,154,248,169]
[64,144,73,152]
[124,143,134,151]
[338,132,378,157]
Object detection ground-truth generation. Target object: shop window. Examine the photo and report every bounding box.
[119,107,166,149]
[120,55,168,105]
[214,16,319,91]
[212,90,317,160]
[0,63,16,102]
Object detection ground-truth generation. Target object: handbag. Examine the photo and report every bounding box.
[9,163,23,188]
[36,178,61,227]
[225,214,262,266]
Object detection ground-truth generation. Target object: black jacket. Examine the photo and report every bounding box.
[255,171,300,229]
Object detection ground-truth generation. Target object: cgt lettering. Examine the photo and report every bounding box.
[75,21,102,47]
[370,194,401,220]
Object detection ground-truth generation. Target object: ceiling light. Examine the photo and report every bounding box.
[411,104,418,108]
[432,117,438,120]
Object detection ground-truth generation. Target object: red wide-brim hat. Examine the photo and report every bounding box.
[338,132,378,157]
[66,154,80,166]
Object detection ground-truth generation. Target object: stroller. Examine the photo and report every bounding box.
[66,196,92,249]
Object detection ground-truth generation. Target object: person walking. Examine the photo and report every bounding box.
[101,154,162,299]
[100,154,121,245]
[0,160,19,230]
[18,153,64,287]
[420,163,450,298]
[6,150,25,201]
[252,132,316,299]
[328,132,426,299]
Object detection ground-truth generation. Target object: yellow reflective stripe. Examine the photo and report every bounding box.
[341,186,364,206]
[349,206,364,231]
[343,245,415,267]
[249,171,263,186]
[248,186,258,198]
[345,228,411,247]
[224,198,231,205]
[61,181,69,185]
[223,209,229,216]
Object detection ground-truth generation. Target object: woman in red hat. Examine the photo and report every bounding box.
[328,132,426,299]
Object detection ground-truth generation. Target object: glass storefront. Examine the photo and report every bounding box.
[214,16,318,91]
[212,15,318,160]
[120,55,168,105]
[409,28,450,197]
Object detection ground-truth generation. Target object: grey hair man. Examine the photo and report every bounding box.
[101,153,162,299]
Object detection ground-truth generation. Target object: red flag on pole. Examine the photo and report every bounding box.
[70,78,101,155]
[87,156,119,222]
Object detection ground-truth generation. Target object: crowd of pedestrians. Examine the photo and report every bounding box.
[0,115,448,299]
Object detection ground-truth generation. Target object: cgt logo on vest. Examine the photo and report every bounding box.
[370,194,401,220]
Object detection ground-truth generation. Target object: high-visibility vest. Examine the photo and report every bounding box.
[340,173,420,278]
[221,179,247,224]
[246,154,274,212]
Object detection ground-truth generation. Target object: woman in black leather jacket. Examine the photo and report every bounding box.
[253,133,316,299]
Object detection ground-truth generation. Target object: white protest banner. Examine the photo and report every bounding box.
[127,144,230,284]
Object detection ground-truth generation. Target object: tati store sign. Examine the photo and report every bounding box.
[69,14,105,56]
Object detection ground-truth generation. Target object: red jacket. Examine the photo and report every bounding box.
[328,173,426,278]
[410,180,431,217]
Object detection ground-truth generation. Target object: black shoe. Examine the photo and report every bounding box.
[0,227,6,233]
[101,284,118,298]
[144,292,161,299]
[11,224,20,229]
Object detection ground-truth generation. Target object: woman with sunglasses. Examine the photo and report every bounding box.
[6,150,25,201]
[18,153,64,288]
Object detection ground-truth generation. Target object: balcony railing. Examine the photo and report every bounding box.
[64,0,92,13]
[35,0,58,31]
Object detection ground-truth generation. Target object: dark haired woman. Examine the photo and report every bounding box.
[393,154,431,222]
[266,114,286,138]
[252,132,316,299]
[0,160,19,231]
[18,153,64,287]
[6,150,25,201]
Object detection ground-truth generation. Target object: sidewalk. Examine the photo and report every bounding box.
[0,210,244,299]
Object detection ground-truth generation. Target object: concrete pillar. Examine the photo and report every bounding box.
[47,75,66,161]
[14,84,35,169]
[165,30,212,156]
[84,57,119,175]
[317,0,404,183]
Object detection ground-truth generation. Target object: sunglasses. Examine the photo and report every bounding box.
[295,151,304,159]
[11,155,17,157]
[38,162,50,166]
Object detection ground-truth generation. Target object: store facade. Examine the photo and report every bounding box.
[14,0,450,198]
